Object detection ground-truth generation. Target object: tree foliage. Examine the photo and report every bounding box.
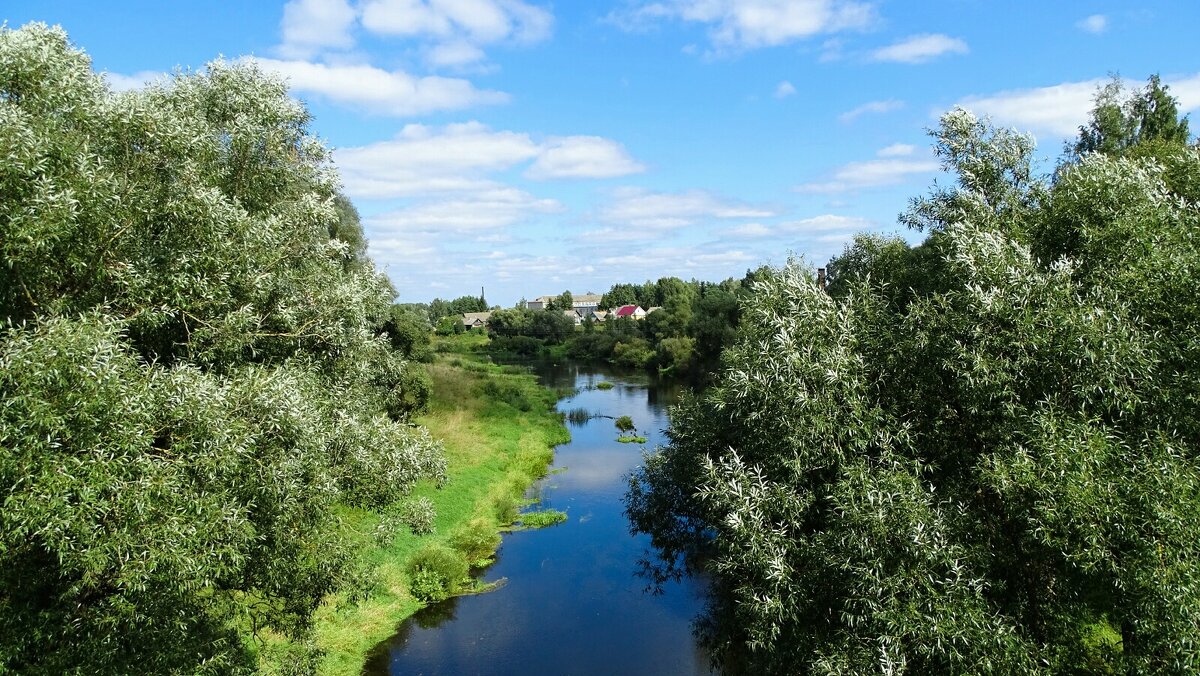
[1070,74,1191,160]
[628,107,1200,673]
[0,24,444,672]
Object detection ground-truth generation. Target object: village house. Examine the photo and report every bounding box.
[613,304,647,320]
[461,311,492,329]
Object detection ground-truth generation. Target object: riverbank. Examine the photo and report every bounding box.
[258,337,569,675]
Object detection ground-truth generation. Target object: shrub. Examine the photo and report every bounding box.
[449,518,502,562]
[399,497,437,535]
[405,544,468,603]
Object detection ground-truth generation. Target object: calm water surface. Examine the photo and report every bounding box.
[364,362,715,675]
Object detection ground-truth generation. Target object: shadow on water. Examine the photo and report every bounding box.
[363,359,715,676]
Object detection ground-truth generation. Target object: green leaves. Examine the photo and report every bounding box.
[629,112,1200,673]
[0,23,444,672]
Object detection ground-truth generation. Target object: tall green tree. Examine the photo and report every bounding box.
[0,24,444,672]
[629,108,1200,673]
[1070,74,1191,160]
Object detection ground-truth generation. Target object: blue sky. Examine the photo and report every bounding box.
[6,1,1198,305]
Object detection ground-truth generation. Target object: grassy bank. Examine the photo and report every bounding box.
[259,335,569,675]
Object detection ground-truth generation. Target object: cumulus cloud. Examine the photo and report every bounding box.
[954,72,1200,139]
[876,143,915,157]
[727,222,773,237]
[361,0,552,67]
[780,214,873,233]
[1077,14,1108,34]
[610,0,876,51]
[248,57,508,116]
[368,187,562,232]
[336,123,644,198]
[725,214,873,239]
[425,40,490,67]
[871,34,968,64]
[796,152,938,194]
[336,122,537,197]
[599,187,775,230]
[526,136,646,180]
[278,0,357,58]
[954,80,1102,137]
[774,80,798,98]
[839,98,903,123]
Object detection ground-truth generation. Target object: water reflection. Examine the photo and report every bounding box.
[364,362,713,676]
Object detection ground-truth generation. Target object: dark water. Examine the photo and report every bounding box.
[364,361,714,676]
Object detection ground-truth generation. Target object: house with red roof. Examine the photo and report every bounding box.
[613,304,646,320]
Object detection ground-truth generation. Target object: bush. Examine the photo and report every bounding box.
[490,491,519,524]
[478,378,537,412]
[612,338,654,368]
[449,518,502,562]
[398,497,437,535]
[405,544,468,603]
[488,334,544,356]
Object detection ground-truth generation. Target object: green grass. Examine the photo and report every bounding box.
[617,435,648,444]
[257,347,569,676]
[595,381,615,390]
[515,509,568,529]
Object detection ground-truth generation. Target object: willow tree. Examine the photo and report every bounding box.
[1,24,443,673]
[628,109,1200,673]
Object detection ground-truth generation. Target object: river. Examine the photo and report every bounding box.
[364,361,715,675]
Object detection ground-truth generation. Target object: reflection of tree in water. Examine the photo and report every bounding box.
[413,596,460,629]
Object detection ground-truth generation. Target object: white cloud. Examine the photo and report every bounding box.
[279,0,357,58]
[361,0,553,45]
[774,80,798,98]
[1169,73,1200,111]
[724,214,873,239]
[368,187,562,232]
[955,72,1200,139]
[796,157,938,194]
[336,123,644,199]
[1077,14,1108,35]
[425,40,490,67]
[248,57,508,116]
[104,70,167,92]
[600,187,775,230]
[779,214,872,233]
[610,0,876,51]
[955,80,1100,137]
[876,143,915,157]
[686,250,754,266]
[728,222,773,237]
[336,122,538,198]
[871,34,968,64]
[526,136,646,180]
[839,98,903,123]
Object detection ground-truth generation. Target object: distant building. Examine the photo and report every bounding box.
[563,309,583,326]
[462,311,493,329]
[525,292,603,314]
[613,304,646,320]
[571,293,603,315]
[646,306,663,314]
[525,296,551,311]
[590,310,609,322]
